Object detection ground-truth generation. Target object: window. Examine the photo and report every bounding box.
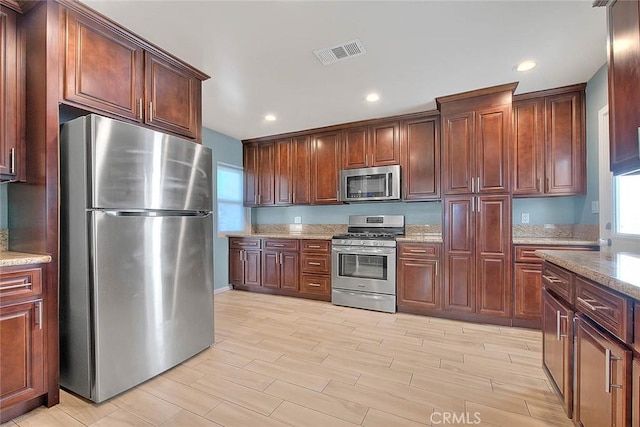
[615,174,640,236]
[217,163,247,234]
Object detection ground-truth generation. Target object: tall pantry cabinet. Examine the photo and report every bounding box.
[437,84,515,321]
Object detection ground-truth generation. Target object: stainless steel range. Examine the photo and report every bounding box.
[331,215,404,313]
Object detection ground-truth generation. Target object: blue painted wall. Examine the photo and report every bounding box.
[201,127,244,290]
[0,185,7,229]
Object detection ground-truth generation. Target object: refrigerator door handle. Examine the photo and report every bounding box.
[101,210,212,217]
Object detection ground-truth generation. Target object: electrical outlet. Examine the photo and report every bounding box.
[521,213,529,224]
[294,216,302,224]
[592,201,600,214]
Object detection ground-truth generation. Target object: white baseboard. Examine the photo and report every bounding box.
[214,285,232,295]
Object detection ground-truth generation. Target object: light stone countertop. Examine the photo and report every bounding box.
[536,250,640,300]
[225,233,335,240]
[513,238,599,246]
[397,234,443,243]
[0,251,53,267]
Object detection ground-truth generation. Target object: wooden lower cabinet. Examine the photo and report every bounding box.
[514,263,542,322]
[228,238,261,287]
[397,243,441,312]
[542,288,574,418]
[262,250,299,291]
[633,358,640,427]
[574,314,631,427]
[299,239,331,300]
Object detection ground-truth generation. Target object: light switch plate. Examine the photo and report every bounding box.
[521,213,529,224]
[591,201,599,214]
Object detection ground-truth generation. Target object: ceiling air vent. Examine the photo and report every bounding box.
[313,39,366,65]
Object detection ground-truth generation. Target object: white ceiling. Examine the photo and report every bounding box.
[82,1,607,141]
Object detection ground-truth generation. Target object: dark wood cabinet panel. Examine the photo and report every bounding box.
[0,299,45,410]
[341,126,369,169]
[280,252,299,291]
[275,139,293,205]
[442,112,474,195]
[542,288,574,418]
[401,115,440,200]
[369,121,400,166]
[607,0,640,174]
[0,4,23,181]
[512,98,545,196]
[443,196,474,312]
[243,250,261,287]
[311,131,341,204]
[514,263,542,321]
[228,248,244,286]
[63,9,144,122]
[574,315,631,427]
[258,142,275,206]
[144,52,200,140]
[228,240,261,288]
[476,106,510,194]
[243,143,259,207]
[397,257,439,311]
[292,136,311,205]
[633,359,640,427]
[261,251,280,289]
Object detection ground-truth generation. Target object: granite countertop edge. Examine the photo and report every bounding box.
[513,238,599,246]
[0,251,53,267]
[226,233,443,242]
[535,249,640,301]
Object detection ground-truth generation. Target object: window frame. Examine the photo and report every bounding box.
[216,162,248,237]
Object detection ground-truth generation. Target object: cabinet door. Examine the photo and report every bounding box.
[261,251,280,289]
[401,116,440,200]
[275,139,293,205]
[258,142,275,206]
[475,195,511,317]
[545,91,585,195]
[342,126,369,169]
[476,105,510,193]
[280,252,299,291]
[397,258,440,310]
[0,299,45,408]
[292,136,311,205]
[443,196,475,312]
[369,121,400,167]
[311,131,340,204]
[514,263,542,320]
[575,315,631,427]
[633,358,640,427]
[145,53,201,140]
[607,0,640,175]
[229,248,244,286]
[542,289,574,417]
[442,112,474,194]
[512,98,545,196]
[63,9,144,122]
[243,143,259,207]
[243,250,261,287]
[0,5,23,181]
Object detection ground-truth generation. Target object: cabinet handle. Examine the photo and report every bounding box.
[542,274,563,284]
[272,244,285,247]
[10,148,16,175]
[605,348,623,393]
[537,178,542,193]
[149,101,154,121]
[292,192,296,204]
[308,283,321,287]
[476,177,480,193]
[1,281,32,291]
[138,98,143,120]
[365,154,368,166]
[555,311,568,341]
[577,297,609,311]
[308,261,321,266]
[471,177,475,193]
[279,253,284,265]
[435,261,438,277]
[409,249,427,253]
[471,197,475,213]
[35,301,43,329]
[476,196,480,213]
[307,245,320,249]
[545,177,550,193]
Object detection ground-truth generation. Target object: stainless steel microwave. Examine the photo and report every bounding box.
[339,165,401,202]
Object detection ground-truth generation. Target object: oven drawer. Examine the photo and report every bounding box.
[301,254,330,274]
[332,289,396,313]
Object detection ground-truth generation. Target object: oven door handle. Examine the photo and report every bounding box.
[332,246,396,255]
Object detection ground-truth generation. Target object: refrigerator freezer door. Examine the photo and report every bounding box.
[87,114,212,212]
[90,210,214,402]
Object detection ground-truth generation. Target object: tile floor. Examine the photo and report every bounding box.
[3,290,572,426]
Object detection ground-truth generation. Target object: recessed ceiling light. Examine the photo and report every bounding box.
[264,114,276,121]
[366,93,380,103]
[515,61,537,72]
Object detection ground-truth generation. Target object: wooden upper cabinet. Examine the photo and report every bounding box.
[607,0,640,174]
[145,52,201,140]
[62,6,207,141]
[243,143,258,207]
[257,142,275,206]
[438,83,515,195]
[0,4,24,181]
[341,121,400,169]
[291,136,311,205]
[512,86,585,197]
[401,115,440,200]
[63,9,144,122]
[311,131,341,204]
[275,139,293,205]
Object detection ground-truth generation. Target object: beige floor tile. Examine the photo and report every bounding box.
[191,375,282,416]
[264,380,368,424]
[57,390,118,425]
[89,408,153,426]
[322,379,433,423]
[244,359,330,392]
[138,376,221,416]
[158,410,221,427]
[160,364,207,385]
[439,359,551,391]
[465,401,571,427]
[275,355,359,385]
[111,388,182,425]
[13,407,85,427]
[405,365,492,391]
[254,338,329,363]
[270,401,361,427]
[362,408,430,427]
[212,339,283,363]
[322,355,413,385]
[193,358,275,391]
[314,343,393,367]
[360,341,445,366]
[204,401,288,427]
[203,347,253,368]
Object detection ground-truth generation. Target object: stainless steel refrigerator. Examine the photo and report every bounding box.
[59,114,214,403]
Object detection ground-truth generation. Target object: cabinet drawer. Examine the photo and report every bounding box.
[300,274,330,295]
[301,239,331,254]
[0,267,43,301]
[301,254,330,274]
[263,239,298,251]
[398,243,440,258]
[575,276,633,344]
[515,245,597,263]
[542,262,573,305]
[229,238,261,250]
